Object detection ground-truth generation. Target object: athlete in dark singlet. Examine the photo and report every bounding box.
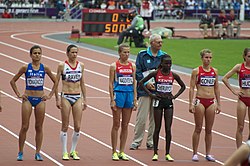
[139,55,185,162]
[10,45,58,161]
[222,48,250,148]
[189,49,221,162]
[55,44,87,160]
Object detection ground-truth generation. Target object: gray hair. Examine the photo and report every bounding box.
[149,34,162,43]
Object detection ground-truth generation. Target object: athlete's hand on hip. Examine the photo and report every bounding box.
[20,94,28,101]
[146,83,155,91]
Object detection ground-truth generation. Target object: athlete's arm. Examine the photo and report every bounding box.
[214,68,221,114]
[222,64,241,96]
[224,142,250,166]
[132,63,138,111]
[138,71,159,99]
[10,65,27,99]
[80,63,87,111]
[55,63,63,109]
[109,62,116,111]
[44,65,58,100]
[189,68,198,113]
[172,72,186,99]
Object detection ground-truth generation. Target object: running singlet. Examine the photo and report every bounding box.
[197,66,216,86]
[62,61,82,82]
[239,63,250,89]
[114,61,134,92]
[155,70,174,94]
[25,63,45,91]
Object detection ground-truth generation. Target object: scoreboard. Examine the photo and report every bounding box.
[81,9,133,34]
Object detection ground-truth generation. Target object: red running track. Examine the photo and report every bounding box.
[0,21,249,166]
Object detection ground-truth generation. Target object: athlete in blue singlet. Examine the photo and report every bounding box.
[10,45,58,161]
[109,43,137,161]
[55,44,87,160]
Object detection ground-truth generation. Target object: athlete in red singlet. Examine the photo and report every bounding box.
[222,48,250,148]
[189,49,221,162]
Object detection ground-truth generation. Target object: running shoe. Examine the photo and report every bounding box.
[62,152,69,160]
[17,152,23,161]
[166,154,174,162]
[192,154,199,162]
[130,144,139,150]
[118,152,129,161]
[35,153,43,161]
[112,152,119,161]
[152,154,158,161]
[70,151,80,160]
[205,155,215,162]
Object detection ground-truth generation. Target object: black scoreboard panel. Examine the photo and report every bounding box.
[82,9,132,34]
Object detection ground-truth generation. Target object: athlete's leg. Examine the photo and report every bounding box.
[164,108,173,155]
[236,99,247,148]
[19,100,32,153]
[153,108,163,154]
[204,104,216,155]
[60,96,72,154]
[111,106,121,153]
[119,108,132,153]
[34,101,46,153]
[70,98,83,152]
[192,104,205,155]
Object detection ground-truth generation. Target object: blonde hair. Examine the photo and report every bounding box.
[200,49,212,58]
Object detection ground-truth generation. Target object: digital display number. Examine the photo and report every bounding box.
[104,13,130,33]
[82,9,132,34]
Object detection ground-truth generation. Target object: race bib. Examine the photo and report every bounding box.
[242,79,250,88]
[200,77,215,86]
[156,84,172,93]
[27,77,44,87]
[118,76,133,85]
[66,73,81,82]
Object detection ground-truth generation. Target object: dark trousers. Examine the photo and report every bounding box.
[117,29,146,48]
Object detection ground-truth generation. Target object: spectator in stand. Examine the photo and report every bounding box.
[186,0,196,9]
[2,8,12,18]
[214,10,229,38]
[107,0,116,9]
[140,0,154,33]
[199,8,215,38]
[56,0,66,20]
[227,9,241,37]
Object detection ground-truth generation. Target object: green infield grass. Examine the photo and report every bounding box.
[79,37,249,78]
